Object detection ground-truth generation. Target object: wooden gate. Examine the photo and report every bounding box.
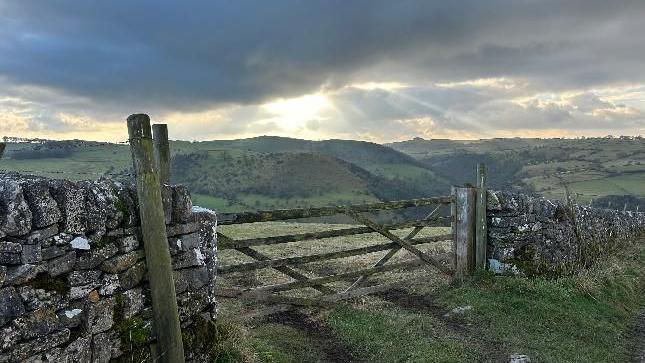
[215,187,480,316]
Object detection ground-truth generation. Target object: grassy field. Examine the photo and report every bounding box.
[2,136,643,210]
[213,222,645,363]
[390,136,645,203]
[1,137,449,211]
[0,141,130,180]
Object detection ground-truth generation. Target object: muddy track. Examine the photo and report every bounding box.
[264,310,362,363]
[376,288,508,362]
[628,310,645,363]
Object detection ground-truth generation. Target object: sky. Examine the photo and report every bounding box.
[1,0,644,143]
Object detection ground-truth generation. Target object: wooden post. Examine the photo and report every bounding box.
[452,186,476,282]
[127,114,185,363]
[152,124,171,184]
[475,163,488,271]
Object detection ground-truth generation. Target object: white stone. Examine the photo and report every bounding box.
[194,248,205,266]
[70,237,90,250]
[64,309,82,319]
[192,205,217,216]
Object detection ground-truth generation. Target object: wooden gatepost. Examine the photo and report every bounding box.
[475,163,488,270]
[127,114,185,363]
[452,186,476,282]
[451,164,488,280]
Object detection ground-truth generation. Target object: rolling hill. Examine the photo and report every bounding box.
[0,137,451,212]
[2,135,642,212]
[388,136,645,204]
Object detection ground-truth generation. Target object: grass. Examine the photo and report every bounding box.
[327,307,477,362]
[216,220,645,362]
[321,239,645,362]
[250,324,329,363]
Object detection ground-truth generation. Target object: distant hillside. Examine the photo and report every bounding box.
[388,136,645,202]
[170,136,450,209]
[170,148,446,211]
[0,137,450,212]
[3,135,642,211]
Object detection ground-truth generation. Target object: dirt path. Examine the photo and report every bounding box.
[376,288,509,362]
[264,310,362,363]
[628,310,645,363]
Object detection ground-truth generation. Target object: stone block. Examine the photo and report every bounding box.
[116,235,139,253]
[88,298,115,334]
[0,287,25,326]
[12,307,61,340]
[0,252,21,265]
[118,261,146,290]
[69,282,100,300]
[59,337,92,363]
[0,179,32,237]
[18,286,68,311]
[177,287,209,321]
[4,264,43,285]
[21,242,42,264]
[48,251,77,277]
[122,288,144,319]
[175,232,201,251]
[24,347,62,362]
[68,270,102,287]
[75,244,118,270]
[24,224,59,244]
[117,186,139,228]
[19,178,61,228]
[166,221,201,237]
[100,250,143,274]
[91,332,120,363]
[0,324,20,350]
[10,329,69,362]
[41,245,67,260]
[98,273,120,296]
[172,248,206,270]
[106,227,137,238]
[0,241,21,253]
[50,179,87,234]
[174,266,209,294]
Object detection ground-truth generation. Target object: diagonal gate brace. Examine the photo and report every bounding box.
[345,205,444,292]
[345,209,453,276]
[218,233,335,294]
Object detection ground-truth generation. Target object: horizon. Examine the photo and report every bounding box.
[1,1,645,142]
[2,132,643,146]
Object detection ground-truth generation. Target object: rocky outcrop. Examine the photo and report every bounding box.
[0,173,217,362]
[487,191,645,276]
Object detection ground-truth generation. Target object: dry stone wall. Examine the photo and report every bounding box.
[0,173,217,362]
[487,191,645,276]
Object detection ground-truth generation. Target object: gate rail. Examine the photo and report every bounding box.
[215,188,481,313]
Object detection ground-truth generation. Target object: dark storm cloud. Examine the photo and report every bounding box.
[2,0,645,112]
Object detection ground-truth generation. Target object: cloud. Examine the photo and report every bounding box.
[0,1,644,140]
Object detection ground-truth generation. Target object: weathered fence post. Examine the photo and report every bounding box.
[127,114,185,363]
[452,186,476,282]
[152,124,171,184]
[475,163,488,271]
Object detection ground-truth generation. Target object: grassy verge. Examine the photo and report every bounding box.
[322,239,645,362]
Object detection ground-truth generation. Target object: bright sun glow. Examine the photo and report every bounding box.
[261,93,333,130]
